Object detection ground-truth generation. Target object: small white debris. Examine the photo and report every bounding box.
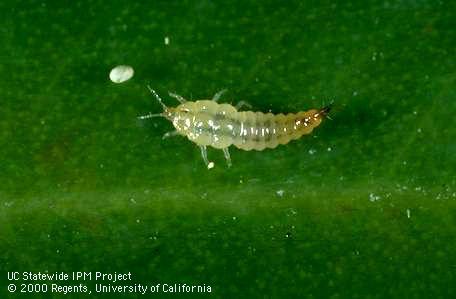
[406,209,411,218]
[327,147,332,152]
[276,190,285,197]
[372,52,377,61]
[136,219,140,223]
[369,193,381,202]
[4,201,14,207]
[232,216,237,220]
[308,148,316,155]
[286,208,298,216]
[109,65,134,83]
[130,198,137,204]
[417,128,422,133]
[164,36,170,45]
[207,162,215,169]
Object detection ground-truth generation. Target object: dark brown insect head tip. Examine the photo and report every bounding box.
[319,104,332,118]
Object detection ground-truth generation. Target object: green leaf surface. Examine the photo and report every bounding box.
[1,1,455,298]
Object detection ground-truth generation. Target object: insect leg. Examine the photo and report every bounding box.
[168,92,187,103]
[212,89,228,102]
[162,131,180,139]
[137,113,164,120]
[199,145,209,166]
[222,148,232,168]
[235,101,252,110]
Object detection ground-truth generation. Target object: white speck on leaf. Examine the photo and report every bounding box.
[286,208,297,216]
[276,190,285,197]
[109,65,134,83]
[372,52,377,61]
[369,193,381,202]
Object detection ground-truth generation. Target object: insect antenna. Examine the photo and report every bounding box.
[137,85,170,120]
[146,85,168,111]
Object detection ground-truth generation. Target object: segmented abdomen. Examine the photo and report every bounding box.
[231,110,320,151]
[174,100,323,151]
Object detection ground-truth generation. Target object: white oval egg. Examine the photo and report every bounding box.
[109,65,134,83]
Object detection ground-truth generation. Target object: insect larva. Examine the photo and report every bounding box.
[138,86,331,168]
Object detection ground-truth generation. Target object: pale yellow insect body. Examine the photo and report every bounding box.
[139,87,330,168]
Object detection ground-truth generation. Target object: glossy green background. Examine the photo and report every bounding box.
[1,0,455,298]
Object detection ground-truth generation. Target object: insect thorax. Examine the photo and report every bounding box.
[170,101,236,148]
